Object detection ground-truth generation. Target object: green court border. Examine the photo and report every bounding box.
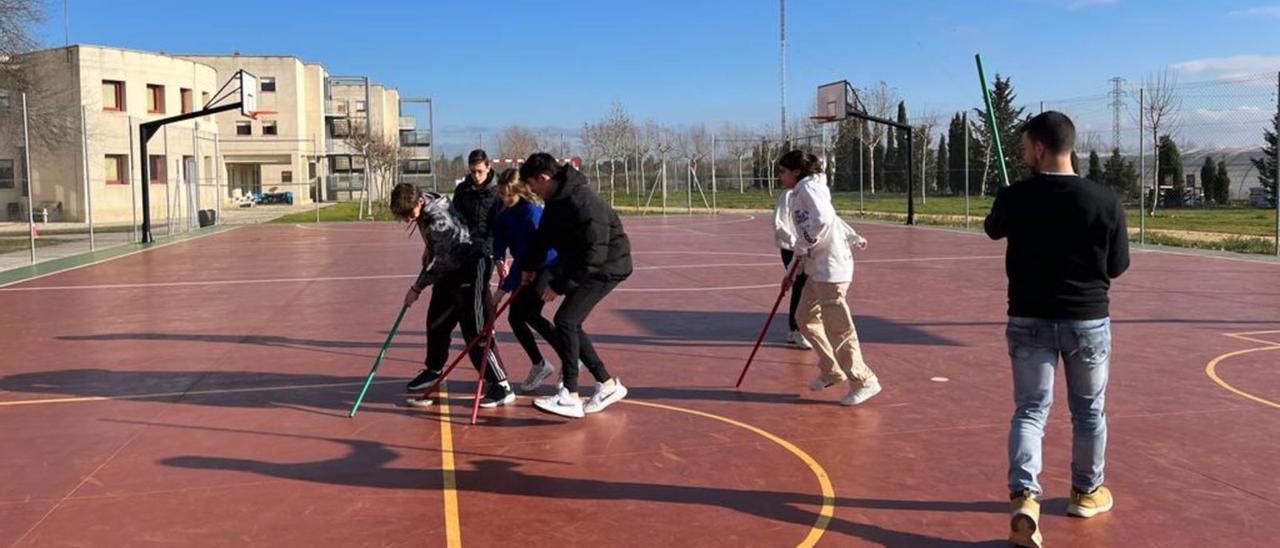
[0,226,237,288]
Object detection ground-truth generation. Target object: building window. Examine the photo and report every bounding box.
[330,119,350,138]
[180,88,193,114]
[261,77,276,93]
[355,100,366,113]
[147,84,165,114]
[262,120,278,136]
[149,155,167,184]
[236,121,252,136]
[403,159,431,174]
[103,80,125,111]
[0,159,14,188]
[308,162,316,179]
[201,91,210,107]
[0,90,10,110]
[105,155,127,185]
[330,155,352,173]
[282,171,293,183]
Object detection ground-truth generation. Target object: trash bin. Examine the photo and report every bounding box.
[198,209,217,228]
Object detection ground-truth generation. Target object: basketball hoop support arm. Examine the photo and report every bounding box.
[836,81,916,225]
[137,101,241,243]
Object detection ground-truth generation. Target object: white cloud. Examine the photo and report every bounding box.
[1172,54,1280,79]
[1191,106,1268,123]
[1227,5,1280,17]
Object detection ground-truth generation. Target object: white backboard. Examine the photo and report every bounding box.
[239,70,258,116]
[816,81,850,121]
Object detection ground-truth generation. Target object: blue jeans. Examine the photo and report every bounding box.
[1006,316,1111,496]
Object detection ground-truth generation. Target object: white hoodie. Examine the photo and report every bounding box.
[773,189,797,251]
[788,173,862,283]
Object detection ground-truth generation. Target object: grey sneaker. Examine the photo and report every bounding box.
[519,360,555,393]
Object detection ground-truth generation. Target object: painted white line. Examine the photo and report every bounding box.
[859,255,1003,264]
[615,283,776,292]
[0,227,242,290]
[930,377,950,383]
[0,273,411,292]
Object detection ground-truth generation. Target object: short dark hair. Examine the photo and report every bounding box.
[389,183,422,219]
[518,152,559,181]
[467,149,490,166]
[1020,111,1076,154]
[776,150,822,178]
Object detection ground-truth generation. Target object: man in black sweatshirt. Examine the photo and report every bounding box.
[985,111,1130,548]
[519,153,632,419]
[404,149,514,408]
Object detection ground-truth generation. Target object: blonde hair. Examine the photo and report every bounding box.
[497,168,537,203]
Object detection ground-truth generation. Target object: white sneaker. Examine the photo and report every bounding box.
[533,387,585,419]
[787,330,813,350]
[841,378,882,406]
[809,375,844,391]
[583,379,628,414]
[519,360,556,393]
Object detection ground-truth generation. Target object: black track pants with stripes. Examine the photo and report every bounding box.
[424,256,507,385]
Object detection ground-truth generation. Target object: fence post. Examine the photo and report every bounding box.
[81,104,95,250]
[711,134,717,214]
[964,112,970,229]
[213,133,222,224]
[1139,88,1146,245]
[1274,72,1279,256]
[859,142,864,214]
[128,115,139,243]
[22,93,35,264]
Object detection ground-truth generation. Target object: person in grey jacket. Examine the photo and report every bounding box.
[390,183,514,407]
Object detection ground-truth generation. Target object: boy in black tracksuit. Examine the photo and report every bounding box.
[404,149,514,408]
[519,153,632,419]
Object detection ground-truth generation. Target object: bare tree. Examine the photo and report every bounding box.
[344,124,399,217]
[497,124,540,162]
[861,81,898,194]
[914,110,941,198]
[722,124,754,192]
[0,1,75,150]
[1137,67,1181,214]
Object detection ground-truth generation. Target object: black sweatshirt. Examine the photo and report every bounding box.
[522,165,632,294]
[984,173,1130,320]
[452,170,500,258]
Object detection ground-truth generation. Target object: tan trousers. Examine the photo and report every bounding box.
[795,280,876,385]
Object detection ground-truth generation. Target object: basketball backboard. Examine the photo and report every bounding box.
[238,70,258,116]
[816,80,850,122]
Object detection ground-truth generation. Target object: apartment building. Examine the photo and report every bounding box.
[325,79,401,200]
[178,54,328,203]
[1,45,221,224]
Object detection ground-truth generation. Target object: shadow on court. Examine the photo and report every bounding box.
[158,435,1016,547]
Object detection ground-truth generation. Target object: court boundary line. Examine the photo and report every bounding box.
[0,226,241,289]
[437,388,463,548]
[1205,331,1280,410]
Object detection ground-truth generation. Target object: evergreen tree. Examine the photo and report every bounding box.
[874,141,887,191]
[1250,113,1278,202]
[1086,150,1104,183]
[935,135,949,195]
[1200,157,1217,205]
[972,74,1028,194]
[946,113,966,194]
[1157,135,1185,206]
[1103,148,1137,198]
[889,101,910,192]
[1216,161,1232,205]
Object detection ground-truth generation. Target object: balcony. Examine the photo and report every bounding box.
[399,129,431,148]
[325,99,350,117]
[399,116,416,130]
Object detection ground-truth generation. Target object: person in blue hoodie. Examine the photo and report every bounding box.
[492,169,560,394]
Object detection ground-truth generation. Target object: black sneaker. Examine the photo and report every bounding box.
[406,368,443,391]
[479,382,516,408]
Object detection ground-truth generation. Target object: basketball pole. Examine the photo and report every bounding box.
[138,101,242,243]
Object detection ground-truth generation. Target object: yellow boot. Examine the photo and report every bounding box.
[1009,491,1043,548]
[1068,485,1115,518]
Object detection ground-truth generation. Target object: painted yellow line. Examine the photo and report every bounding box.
[621,400,834,548]
[437,388,463,548]
[1206,333,1280,410]
[0,379,404,407]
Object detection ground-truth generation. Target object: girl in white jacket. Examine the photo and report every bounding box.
[773,188,812,349]
[777,151,881,406]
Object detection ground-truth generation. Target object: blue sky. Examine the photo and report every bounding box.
[36,0,1280,153]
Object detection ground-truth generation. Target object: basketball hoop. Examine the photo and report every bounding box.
[809,115,839,125]
[247,109,278,120]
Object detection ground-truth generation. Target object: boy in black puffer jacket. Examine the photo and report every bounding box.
[519,153,632,419]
